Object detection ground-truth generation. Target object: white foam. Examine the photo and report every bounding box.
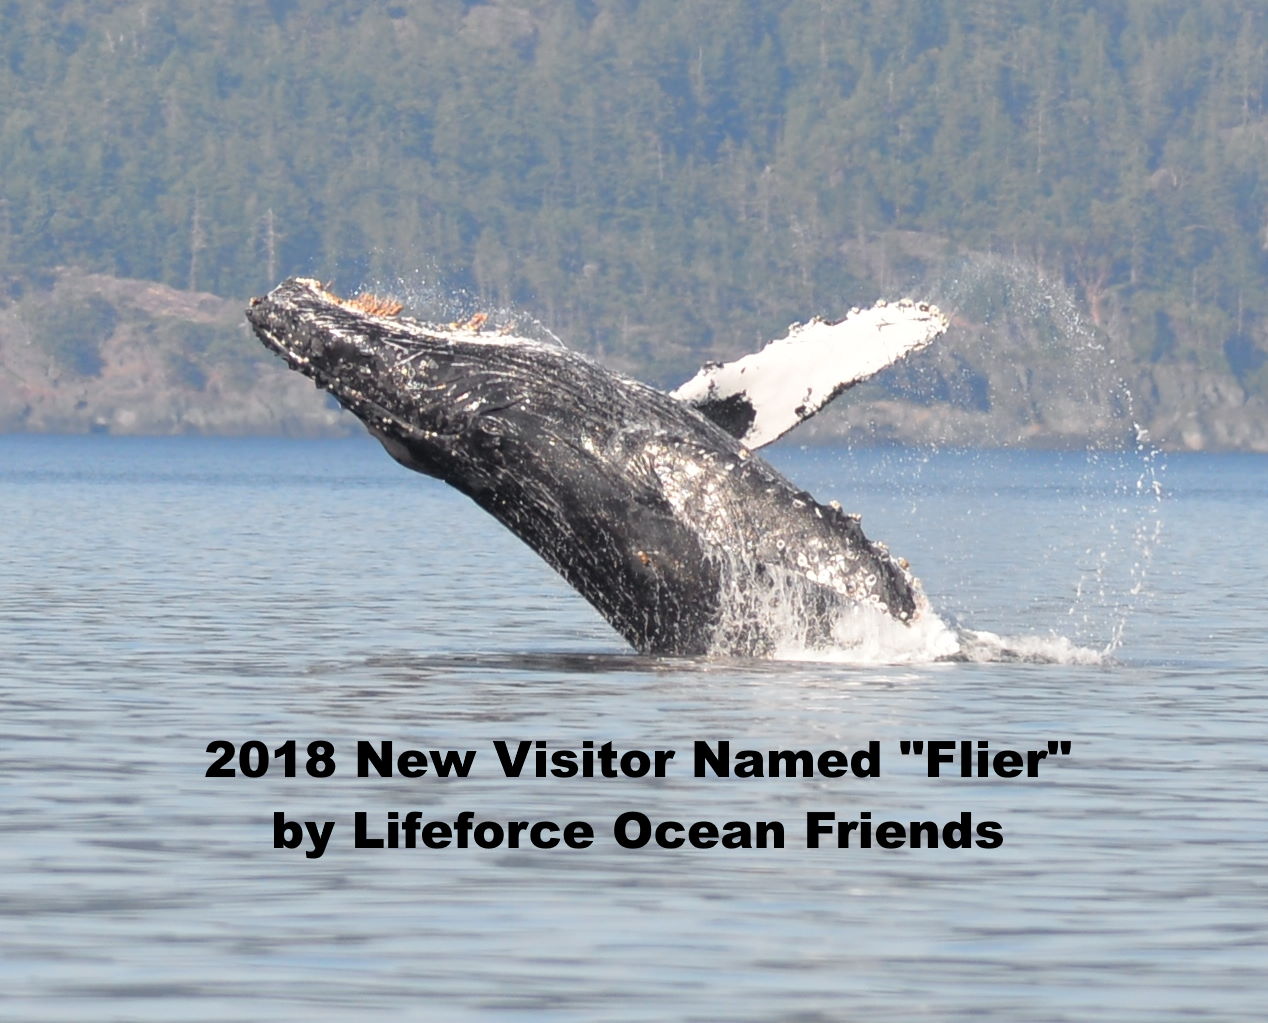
[767,606,963,664]
[763,616,1108,666]
[952,628,1108,665]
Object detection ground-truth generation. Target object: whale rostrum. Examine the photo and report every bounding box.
[247,278,949,655]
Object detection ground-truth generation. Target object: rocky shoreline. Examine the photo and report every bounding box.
[2,268,1265,452]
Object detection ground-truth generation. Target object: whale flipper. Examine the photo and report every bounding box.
[672,299,949,449]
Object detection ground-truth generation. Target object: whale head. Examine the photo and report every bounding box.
[248,279,448,440]
[246,277,567,481]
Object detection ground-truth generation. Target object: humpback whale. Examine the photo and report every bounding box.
[247,278,948,656]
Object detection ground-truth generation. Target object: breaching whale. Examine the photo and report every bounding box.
[247,278,948,656]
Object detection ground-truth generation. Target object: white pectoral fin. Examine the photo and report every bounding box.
[671,299,949,449]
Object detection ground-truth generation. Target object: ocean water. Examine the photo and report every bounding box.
[2,434,1265,1022]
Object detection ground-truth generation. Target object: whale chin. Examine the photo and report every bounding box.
[247,277,947,656]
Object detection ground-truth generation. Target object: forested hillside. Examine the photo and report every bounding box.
[3,0,1268,446]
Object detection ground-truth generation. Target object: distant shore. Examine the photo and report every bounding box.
[3,268,1266,452]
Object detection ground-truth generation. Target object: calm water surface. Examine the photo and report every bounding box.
[2,435,1265,1021]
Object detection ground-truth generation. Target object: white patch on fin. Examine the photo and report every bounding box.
[671,298,949,449]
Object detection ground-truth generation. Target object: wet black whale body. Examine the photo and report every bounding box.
[247,278,947,656]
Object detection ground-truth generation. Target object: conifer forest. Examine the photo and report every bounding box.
[3,0,1267,447]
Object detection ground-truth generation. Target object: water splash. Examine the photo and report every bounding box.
[701,549,962,664]
[833,254,1165,664]
[952,628,1109,665]
[779,606,964,664]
